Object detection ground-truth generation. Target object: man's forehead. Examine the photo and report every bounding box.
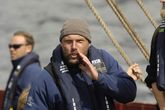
[10,35,26,43]
[161,0,165,3]
[62,35,86,40]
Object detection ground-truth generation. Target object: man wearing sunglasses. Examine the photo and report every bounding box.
[2,31,42,110]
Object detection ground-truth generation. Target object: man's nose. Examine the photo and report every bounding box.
[9,47,14,51]
[72,41,77,49]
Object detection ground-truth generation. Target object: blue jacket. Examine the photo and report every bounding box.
[25,46,136,110]
[3,52,42,110]
[145,20,165,90]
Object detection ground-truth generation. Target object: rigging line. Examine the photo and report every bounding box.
[85,0,133,66]
[106,0,149,61]
[85,0,144,82]
[136,0,158,28]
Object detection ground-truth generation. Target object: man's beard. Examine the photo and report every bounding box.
[68,58,79,65]
[64,55,81,67]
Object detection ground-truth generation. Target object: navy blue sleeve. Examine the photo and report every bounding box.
[18,63,41,89]
[24,69,62,110]
[93,50,137,103]
[12,63,41,109]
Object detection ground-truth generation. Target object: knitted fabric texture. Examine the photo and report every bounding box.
[60,19,91,43]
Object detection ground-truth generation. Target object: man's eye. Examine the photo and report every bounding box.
[65,40,72,43]
[78,40,84,43]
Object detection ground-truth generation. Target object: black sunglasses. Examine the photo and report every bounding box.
[8,44,26,49]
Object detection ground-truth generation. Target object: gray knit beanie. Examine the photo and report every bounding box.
[60,19,91,43]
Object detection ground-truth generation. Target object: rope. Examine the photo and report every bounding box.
[136,0,158,28]
[85,0,145,82]
[85,0,133,66]
[106,0,149,61]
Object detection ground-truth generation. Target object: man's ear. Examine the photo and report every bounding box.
[26,45,33,53]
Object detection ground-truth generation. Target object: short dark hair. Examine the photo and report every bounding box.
[13,31,35,50]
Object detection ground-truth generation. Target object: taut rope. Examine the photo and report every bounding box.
[106,0,149,61]
[85,0,133,66]
[136,0,158,28]
[85,0,146,82]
